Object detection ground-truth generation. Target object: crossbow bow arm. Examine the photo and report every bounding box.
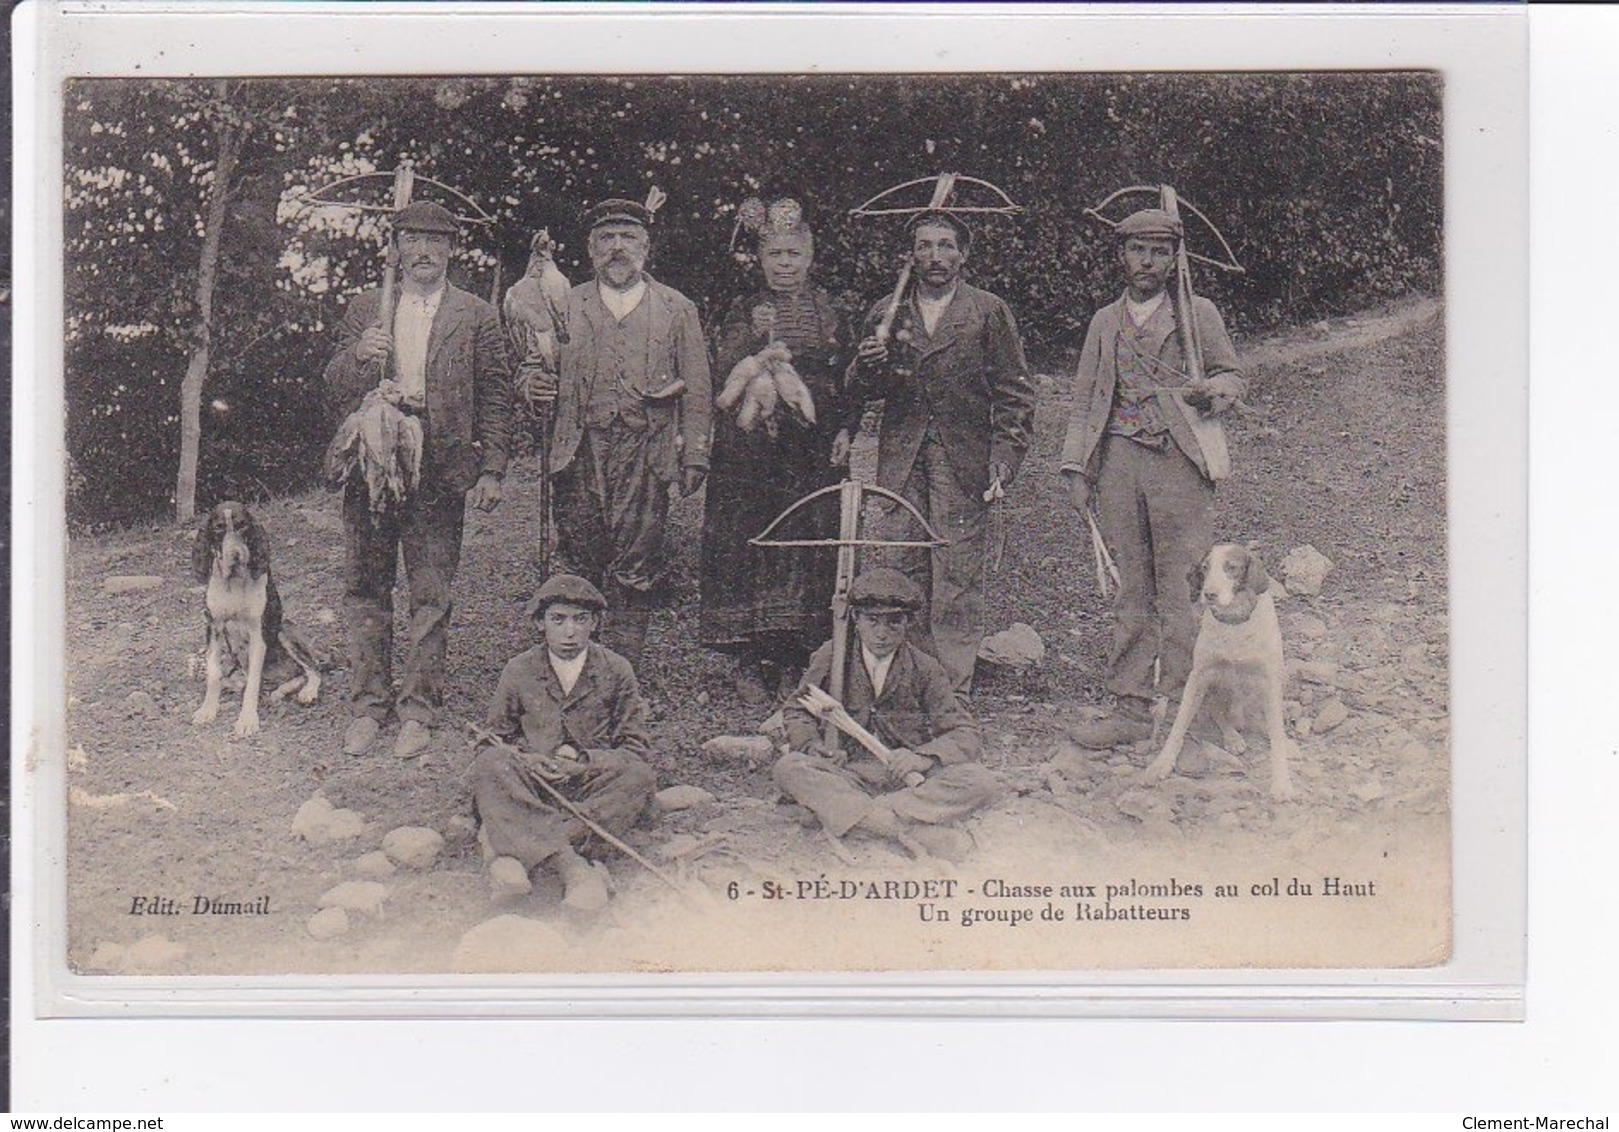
[850,174,1023,218]
[291,171,497,227]
[750,483,947,549]
[1083,185,1245,275]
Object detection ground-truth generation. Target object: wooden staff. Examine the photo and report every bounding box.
[466,724,707,909]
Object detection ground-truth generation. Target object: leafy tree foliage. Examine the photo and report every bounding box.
[63,72,1441,528]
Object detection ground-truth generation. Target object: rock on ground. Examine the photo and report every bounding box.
[700,734,775,765]
[978,622,1045,667]
[382,825,445,869]
[318,880,389,919]
[307,906,350,939]
[1280,545,1335,596]
[292,797,367,845]
[451,915,573,974]
[655,785,716,814]
[351,851,397,879]
[1313,698,1350,733]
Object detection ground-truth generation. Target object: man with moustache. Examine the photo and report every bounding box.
[549,197,713,664]
[1059,208,1244,748]
[324,200,513,759]
[847,210,1035,694]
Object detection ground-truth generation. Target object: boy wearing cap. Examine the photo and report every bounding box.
[848,211,1035,695]
[471,573,657,910]
[549,197,713,664]
[324,200,514,760]
[774,568,998,856]
[1059,208,1244,748]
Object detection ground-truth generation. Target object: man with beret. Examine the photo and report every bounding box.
[324,200,514,759]
[847,210,1035,695]
[549,197,713,664]
[1059,207,1244,748]
[471,573,657,911]
[774,568,998,859]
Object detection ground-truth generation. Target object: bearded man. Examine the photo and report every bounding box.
[548,197,713,663]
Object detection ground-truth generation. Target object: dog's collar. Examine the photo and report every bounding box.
[1208,593,1260,625]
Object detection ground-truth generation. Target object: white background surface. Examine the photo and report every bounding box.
[10,2,1611,1112]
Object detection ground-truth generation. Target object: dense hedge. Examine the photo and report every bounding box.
[64,72,1441,529]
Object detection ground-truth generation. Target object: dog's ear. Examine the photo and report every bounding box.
[1187,554,1210,603]
[243,510,273,577]
[190,513,215,584]
[1242,548,1272,596]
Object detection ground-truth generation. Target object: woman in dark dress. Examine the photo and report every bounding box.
[700,202,853,704]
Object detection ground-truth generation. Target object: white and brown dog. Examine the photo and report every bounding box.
[1141,544,1297,800]
[191,501,322,738]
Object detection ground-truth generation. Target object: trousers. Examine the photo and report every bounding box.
[471,745,656,870]
[342,480,466,725]
[773,752,999,839]
[1093,433,1215,704]
[877,436,986,694]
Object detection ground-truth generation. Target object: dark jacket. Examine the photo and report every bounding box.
[784,640,982,767]
[552,276,713,481]
[1059,291,1242,482]
[482,643,651,759]
[850,281,1035,498]
[324,284,513,493]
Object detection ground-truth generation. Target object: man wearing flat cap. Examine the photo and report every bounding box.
[471,573,657,911]
[324,199,514,760]
[847,209,1036,695]
[774,568,998,860]
[1059,207,1244,748]
[549,196,713,664]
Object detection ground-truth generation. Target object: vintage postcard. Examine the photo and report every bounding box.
[17,5,1525,1013]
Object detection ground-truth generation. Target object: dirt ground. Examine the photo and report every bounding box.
[56,296,1450,975]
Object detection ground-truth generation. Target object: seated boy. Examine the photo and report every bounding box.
[471,573,656,911]
[774,568,998,858]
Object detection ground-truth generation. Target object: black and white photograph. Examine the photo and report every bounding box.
[47,64,1460,978]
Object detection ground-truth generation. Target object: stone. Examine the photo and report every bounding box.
[1279,545,1334,597]
[314,607,339,626]
[978,622,1045,667]
[67,745,89,772]
[452,915,572,974]
[125,690,157,717]
[292,797,366,845]
[443,814,480,848]
[318,880,389,919]
[1352,780,1386,803]
[1291,659,1340,686]
[657,834,704,860]
[1313,698,1350,733]
[655,785,716,814]
[351,851,396,879]
[382,826,445,869]
[103,575,164,595]
[307,907,350,939]
[701,734,774,765]
[1116,789,1175,824]
[1401,741,1432,764]
[488,856,534,901]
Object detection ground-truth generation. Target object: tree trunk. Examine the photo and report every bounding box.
[175,81,243,523]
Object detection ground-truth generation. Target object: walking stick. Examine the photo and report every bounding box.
[466,724,709,909]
